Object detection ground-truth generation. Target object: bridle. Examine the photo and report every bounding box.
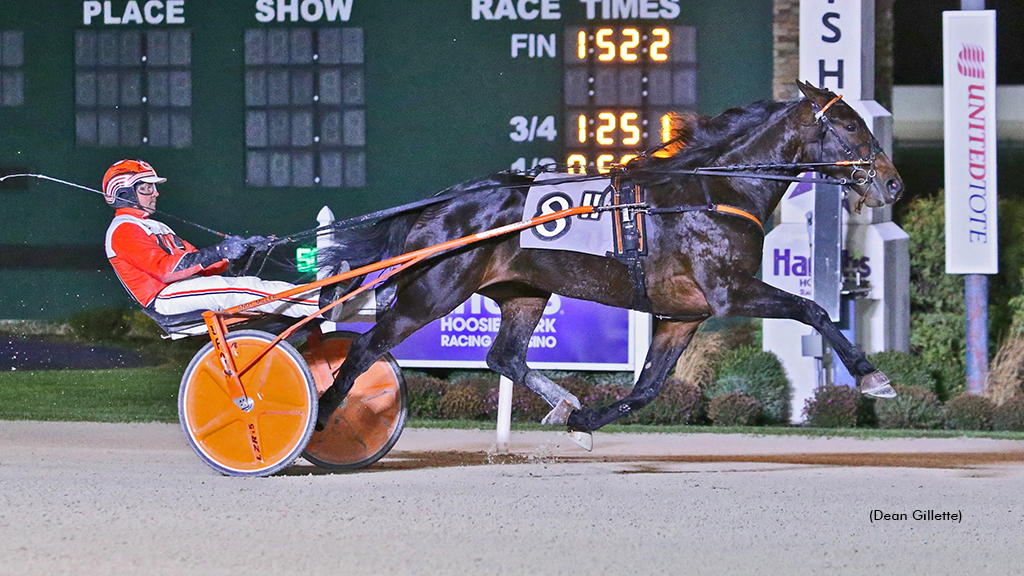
[812,94,881,187]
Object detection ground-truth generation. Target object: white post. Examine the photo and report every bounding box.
[496,376,513,453]
[315,206,335,282]
[632,311,652,382]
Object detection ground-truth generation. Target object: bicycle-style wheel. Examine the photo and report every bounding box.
[179,330,317,477]
[301,331,407,471]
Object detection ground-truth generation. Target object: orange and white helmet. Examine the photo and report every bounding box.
[102,159,167,206]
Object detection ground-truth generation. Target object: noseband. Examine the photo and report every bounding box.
[812,94,881,186]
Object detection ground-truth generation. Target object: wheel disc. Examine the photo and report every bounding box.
[179,330,317,477]
[301,331,407,470]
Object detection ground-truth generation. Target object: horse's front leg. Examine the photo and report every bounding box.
[566,319,703,436]
[716,278,896,399]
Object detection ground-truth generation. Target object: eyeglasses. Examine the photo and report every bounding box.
[136,183,158,196]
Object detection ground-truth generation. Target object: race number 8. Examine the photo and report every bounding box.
[531,192,573,240]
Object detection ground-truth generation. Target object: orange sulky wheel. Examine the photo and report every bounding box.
[179,330,317,477]
[300,331,407,471]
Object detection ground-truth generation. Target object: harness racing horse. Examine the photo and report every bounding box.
[317,82,904,442]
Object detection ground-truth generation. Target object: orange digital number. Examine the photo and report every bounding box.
[651,28,670,62]
[596,28,615,61]
[596,112,616,145]
[620,28,639,62]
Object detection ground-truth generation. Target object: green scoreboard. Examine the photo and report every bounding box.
[0,0,772,318]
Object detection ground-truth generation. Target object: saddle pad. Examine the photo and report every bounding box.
[519,172,613,257]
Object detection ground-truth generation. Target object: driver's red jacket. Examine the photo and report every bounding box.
[104,208,228,307]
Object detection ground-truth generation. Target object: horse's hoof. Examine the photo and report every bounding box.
[566,430,593,452]
[541,398,578,426]
[860,371,897,399]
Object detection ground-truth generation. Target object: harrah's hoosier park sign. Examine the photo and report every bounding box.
[944,10,998,275]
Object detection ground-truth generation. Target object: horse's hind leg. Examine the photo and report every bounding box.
[482,290,581,425]
[567,320,702,432]
[317,268,478,430]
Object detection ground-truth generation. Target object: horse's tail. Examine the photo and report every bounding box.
[317,172,526,286]
[317,212,418,278]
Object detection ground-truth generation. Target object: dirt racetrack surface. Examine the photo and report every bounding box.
[2,421,1024,575]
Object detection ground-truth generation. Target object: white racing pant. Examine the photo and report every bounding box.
[153,276,321,319]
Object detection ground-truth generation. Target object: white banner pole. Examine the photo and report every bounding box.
[496,376,513,453]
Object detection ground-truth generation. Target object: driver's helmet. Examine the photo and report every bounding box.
[102,159,167,208]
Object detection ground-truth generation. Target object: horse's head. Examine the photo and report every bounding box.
[796,81,903,210]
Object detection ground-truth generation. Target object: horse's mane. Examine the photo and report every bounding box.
[630,99,798,176]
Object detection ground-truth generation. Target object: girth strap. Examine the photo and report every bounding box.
[609,178,653,313]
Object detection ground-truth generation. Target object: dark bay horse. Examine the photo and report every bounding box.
[317,82,904,439]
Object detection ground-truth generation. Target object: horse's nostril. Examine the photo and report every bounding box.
[887,179,903,200]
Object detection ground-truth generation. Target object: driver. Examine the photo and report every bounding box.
[102,159,345,329]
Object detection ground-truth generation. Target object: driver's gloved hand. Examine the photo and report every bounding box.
[215,235,247,260]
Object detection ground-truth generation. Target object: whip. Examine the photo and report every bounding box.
[0,172,229,238]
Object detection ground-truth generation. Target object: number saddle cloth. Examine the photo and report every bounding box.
[519,172,651,312]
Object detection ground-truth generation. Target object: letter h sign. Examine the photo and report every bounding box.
[798,0,874,100]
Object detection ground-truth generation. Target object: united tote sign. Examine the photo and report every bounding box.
[943,10,998,274]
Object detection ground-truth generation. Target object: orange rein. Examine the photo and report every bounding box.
[219,204,598,379]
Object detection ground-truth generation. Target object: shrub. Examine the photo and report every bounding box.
[555,376,596,403]
[943,393,995,431]
[909,314,965,398]
[582,383,630,418]
[875,385,944,429]
[439,382,488,420]
[708,392,761,427]
[987,328,1024,406]
[711,346,790,424]
[483,384,549,422]
[405,375,448,419]
[993,396,1024,432]
[866,350,942,399]
[802,383,858,428]
[856,395,878,428]
[66,307,132,342]
[673,330,726,390]
[635,378,704,425]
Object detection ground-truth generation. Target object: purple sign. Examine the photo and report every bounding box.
[338,293,633,370]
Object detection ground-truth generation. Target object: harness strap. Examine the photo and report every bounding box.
[647,203,764,232]
[814,94,843,122]
[711,205,764,230]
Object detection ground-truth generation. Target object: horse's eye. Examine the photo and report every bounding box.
[845,124,858,132]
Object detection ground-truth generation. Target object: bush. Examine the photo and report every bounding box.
[66,307,132,342]
[866,350,943,399]
[802,383,858,428]
[993,396,1024,432]
[635,377,704,425]
[483,383,549,422]
[439,382,488,420]
[875,385,944,429]
[943,393,995,431]
[987,325,1024,406]
[709,392,761,426]
[555,376,596,403]
[405,375,448,419]
[673,330,726,390]
[909,314,965,398]
[856,395,878,428]
[582,383,630,417]
[711,346,790,424]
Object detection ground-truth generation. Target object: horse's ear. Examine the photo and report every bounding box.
[796,80,834,107]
